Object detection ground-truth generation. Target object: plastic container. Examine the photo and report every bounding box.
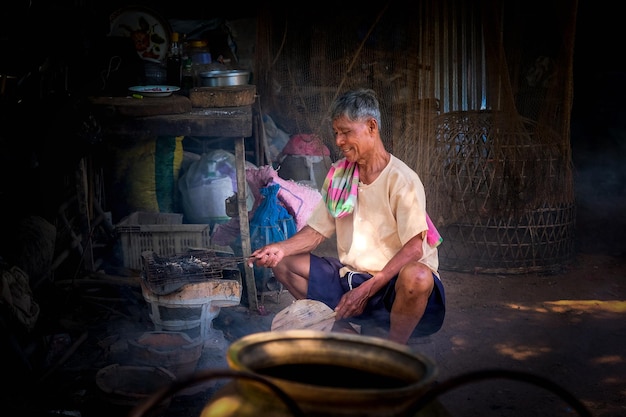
[189,40,212,65]
[114,212,210,270]
[188,39,212,86]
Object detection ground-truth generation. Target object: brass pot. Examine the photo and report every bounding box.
[200,330,438,417]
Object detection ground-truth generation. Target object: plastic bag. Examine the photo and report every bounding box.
[249,183,296,251]
[178,150,255,224]
[178,152,234,224]
[249,183,296,291]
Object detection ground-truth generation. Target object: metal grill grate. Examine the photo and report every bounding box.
[141,249,244,295]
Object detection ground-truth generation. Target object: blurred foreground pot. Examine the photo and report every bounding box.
[200,330,439,417]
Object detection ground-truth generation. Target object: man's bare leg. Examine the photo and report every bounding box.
[388,262,434,344]
[271,253,312,299]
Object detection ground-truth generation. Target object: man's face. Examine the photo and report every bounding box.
[332,115,374,163]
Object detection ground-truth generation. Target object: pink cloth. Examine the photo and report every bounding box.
[280,134,330,156]
[425,213,443,248]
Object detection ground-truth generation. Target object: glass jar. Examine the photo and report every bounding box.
[188,40,212,86]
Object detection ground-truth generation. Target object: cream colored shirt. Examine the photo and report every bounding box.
[307,155,439,275]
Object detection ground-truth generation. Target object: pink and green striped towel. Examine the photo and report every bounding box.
[321,158,359,219]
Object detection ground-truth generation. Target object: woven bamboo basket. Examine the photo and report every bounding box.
[430,111,576,274]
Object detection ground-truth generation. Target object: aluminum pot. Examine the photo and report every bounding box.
[199,70,250,87]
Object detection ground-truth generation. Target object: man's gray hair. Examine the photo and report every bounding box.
[330,88,382,127]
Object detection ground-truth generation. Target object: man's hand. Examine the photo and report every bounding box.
[248,244,285,268]
[247,226,326,269]
[334,284,370,319]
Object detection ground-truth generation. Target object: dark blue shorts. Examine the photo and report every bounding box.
[306,255,446,337]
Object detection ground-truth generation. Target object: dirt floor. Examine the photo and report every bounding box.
[2,243,624,417]
[403,252,626,417]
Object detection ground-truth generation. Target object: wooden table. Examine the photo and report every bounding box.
[90,94,259,310]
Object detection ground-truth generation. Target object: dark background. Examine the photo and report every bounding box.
[569,1,626,256]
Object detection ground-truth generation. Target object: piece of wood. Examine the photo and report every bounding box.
[236,138,258,312]
[271,299,337,332]
[190,85,256,108]
[97,106,253,137]
[89,94,192,117]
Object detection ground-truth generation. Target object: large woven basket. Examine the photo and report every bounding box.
[430,111,576,274]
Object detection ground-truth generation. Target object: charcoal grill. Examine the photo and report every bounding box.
[141,249,244,295]
[140,249,243,342]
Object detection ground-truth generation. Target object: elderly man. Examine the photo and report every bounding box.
[249,88,445,345]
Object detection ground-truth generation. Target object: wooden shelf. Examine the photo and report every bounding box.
[95,106,253,137]
[90,98,259,310]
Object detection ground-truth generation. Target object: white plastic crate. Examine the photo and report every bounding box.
[115,212,211,270]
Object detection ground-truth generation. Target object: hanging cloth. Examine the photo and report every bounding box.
[320,158,359,219]
[425,213,443,248]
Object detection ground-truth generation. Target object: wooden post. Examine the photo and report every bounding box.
[235,138,258,311]
[76,157,95,271]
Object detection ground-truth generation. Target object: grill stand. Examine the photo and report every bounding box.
[141,279,241,347]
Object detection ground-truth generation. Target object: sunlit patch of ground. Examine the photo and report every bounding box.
[494,343,552,360]
[505,300,626,314]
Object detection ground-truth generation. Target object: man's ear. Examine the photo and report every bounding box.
[368,117,378,133]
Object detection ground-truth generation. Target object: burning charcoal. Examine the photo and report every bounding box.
[165,262,184,276]
[179,259,204,275]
